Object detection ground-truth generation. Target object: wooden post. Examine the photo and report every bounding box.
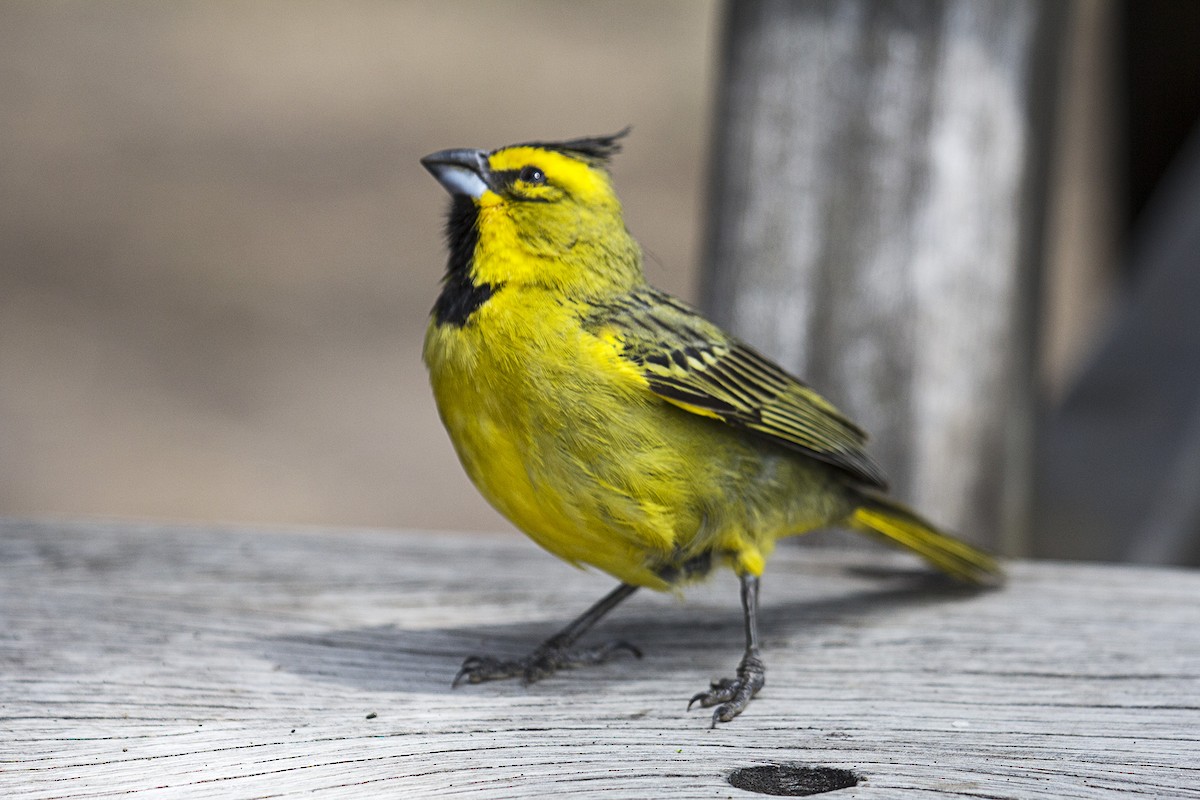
[701,0,1064,554]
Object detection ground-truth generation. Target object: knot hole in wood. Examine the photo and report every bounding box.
[726,764,862,796]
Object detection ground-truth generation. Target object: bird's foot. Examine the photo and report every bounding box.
[688,651,765,726]
[452,638,642,687]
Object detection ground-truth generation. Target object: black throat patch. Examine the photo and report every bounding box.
[433,196,499,327]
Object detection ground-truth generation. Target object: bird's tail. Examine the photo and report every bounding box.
[849,494,1003,585]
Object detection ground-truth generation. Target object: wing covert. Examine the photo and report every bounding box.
[586,288,889,489]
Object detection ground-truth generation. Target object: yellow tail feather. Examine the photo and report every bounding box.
[850,497,1003,585]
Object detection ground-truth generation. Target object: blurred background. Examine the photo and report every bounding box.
[2,1,1198,563]
[0,0,716,534]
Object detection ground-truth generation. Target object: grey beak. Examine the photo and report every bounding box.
[420,148,491,199]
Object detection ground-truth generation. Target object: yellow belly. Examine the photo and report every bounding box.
[422,291,845,589]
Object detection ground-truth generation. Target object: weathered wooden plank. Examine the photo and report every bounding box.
[702,0,1066,555]
[1,519,1198,798]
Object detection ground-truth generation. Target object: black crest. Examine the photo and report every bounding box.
[508,127,631,166]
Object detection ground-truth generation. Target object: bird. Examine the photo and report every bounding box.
[419,129,1001,725]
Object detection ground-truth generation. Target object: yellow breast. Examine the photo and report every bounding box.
[423,288,696,589]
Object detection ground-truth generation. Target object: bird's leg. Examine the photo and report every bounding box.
[453,582,641,687]
[688,573,765,726]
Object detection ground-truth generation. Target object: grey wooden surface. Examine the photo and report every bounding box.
[702,0,1065,555]
[2,519,1198,799]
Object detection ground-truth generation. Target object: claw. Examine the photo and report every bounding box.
[452,638,641,688]
[452,655,521,687]
[687,653,765,725]
[451,664,472,688]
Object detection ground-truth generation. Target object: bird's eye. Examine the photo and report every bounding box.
[518,166,546,185]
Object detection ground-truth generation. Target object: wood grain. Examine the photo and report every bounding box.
[702,0,1066,555]
[2,519,1198,798]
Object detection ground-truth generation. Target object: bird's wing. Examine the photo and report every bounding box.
[586,288,889,489]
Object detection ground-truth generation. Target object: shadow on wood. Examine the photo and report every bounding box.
[259,572,991,697]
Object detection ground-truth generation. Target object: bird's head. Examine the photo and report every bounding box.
[421,129,643,296]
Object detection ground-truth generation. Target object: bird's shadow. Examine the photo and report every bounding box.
[257,564,995,696]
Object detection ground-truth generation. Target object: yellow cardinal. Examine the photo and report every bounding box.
[420,130,999,724]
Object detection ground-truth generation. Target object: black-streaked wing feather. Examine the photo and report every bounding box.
[587,288,888,489]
